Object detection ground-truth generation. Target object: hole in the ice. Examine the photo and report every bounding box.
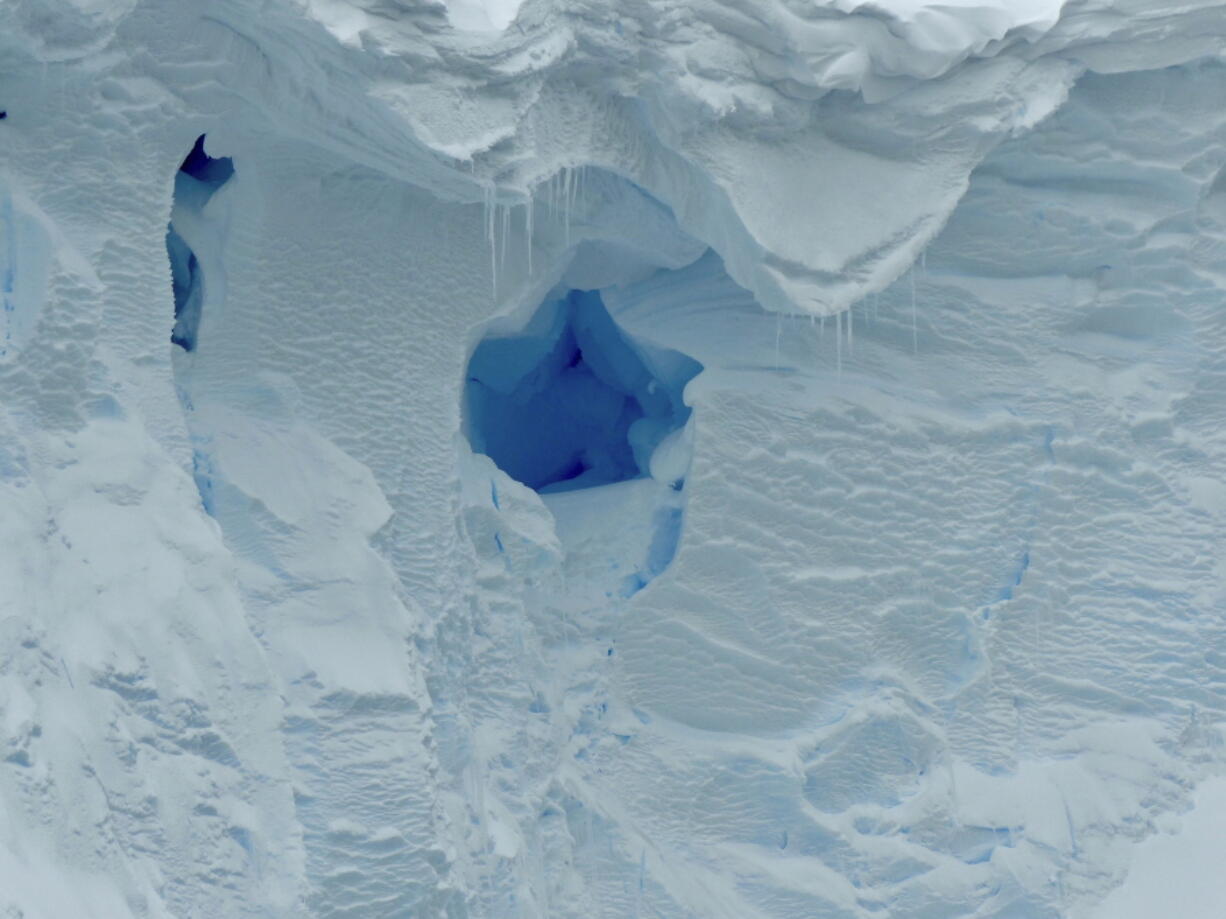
[166,134,233,352]
[179,135,234,188]
[465,289,700,495]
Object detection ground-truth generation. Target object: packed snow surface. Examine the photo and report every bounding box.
[1,0,1225,917]
[1088,777,1226,919]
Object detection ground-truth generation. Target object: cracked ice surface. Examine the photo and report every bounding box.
[0,0,1224,917]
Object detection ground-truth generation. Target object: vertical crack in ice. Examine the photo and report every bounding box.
[166,135,235,516]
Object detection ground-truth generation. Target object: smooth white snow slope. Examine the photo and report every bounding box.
[1087,777,1226,919]
[0,0,1224,917]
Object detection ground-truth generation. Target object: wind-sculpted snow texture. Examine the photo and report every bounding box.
[1,0,1225,916]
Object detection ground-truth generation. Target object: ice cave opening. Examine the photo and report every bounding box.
[166,134,233,352]
[466,288,701,494]
[465,284,703,596]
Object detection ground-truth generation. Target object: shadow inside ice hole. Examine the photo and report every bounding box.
[465,286,702,595]
[466,288,699,493]
[167,134,233,352]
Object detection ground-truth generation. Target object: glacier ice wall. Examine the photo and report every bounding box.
[0,0,1224,916]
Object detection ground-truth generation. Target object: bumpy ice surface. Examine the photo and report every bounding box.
[0,0,1225,917]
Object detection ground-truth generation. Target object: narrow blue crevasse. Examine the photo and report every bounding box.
[465,289,700,494]
[167,135,233,352]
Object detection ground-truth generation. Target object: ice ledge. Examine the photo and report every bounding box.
[212,0,1226,316]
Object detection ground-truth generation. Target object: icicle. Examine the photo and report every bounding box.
[576,165,587,224]
[774,315,782,370]
[484,183,497,301]
[525,193,534,277]
[836,309,842,377]
[577,166,583,223]
[847,304,854,354]
[820,313,826,340]
[563,166,573,246]
[569,165,579,241]
[910,267,918,353]
[500,200,510,278]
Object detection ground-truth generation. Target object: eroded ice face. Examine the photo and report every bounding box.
[3,2,1226,918]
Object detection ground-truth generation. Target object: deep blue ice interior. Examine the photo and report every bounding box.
[179,134,235,187]
[466,289,700,493]
[167,135,233,352]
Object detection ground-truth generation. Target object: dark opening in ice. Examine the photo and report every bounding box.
[465,289,701,494]
[178,134,235,187]
[166,134,233,352]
